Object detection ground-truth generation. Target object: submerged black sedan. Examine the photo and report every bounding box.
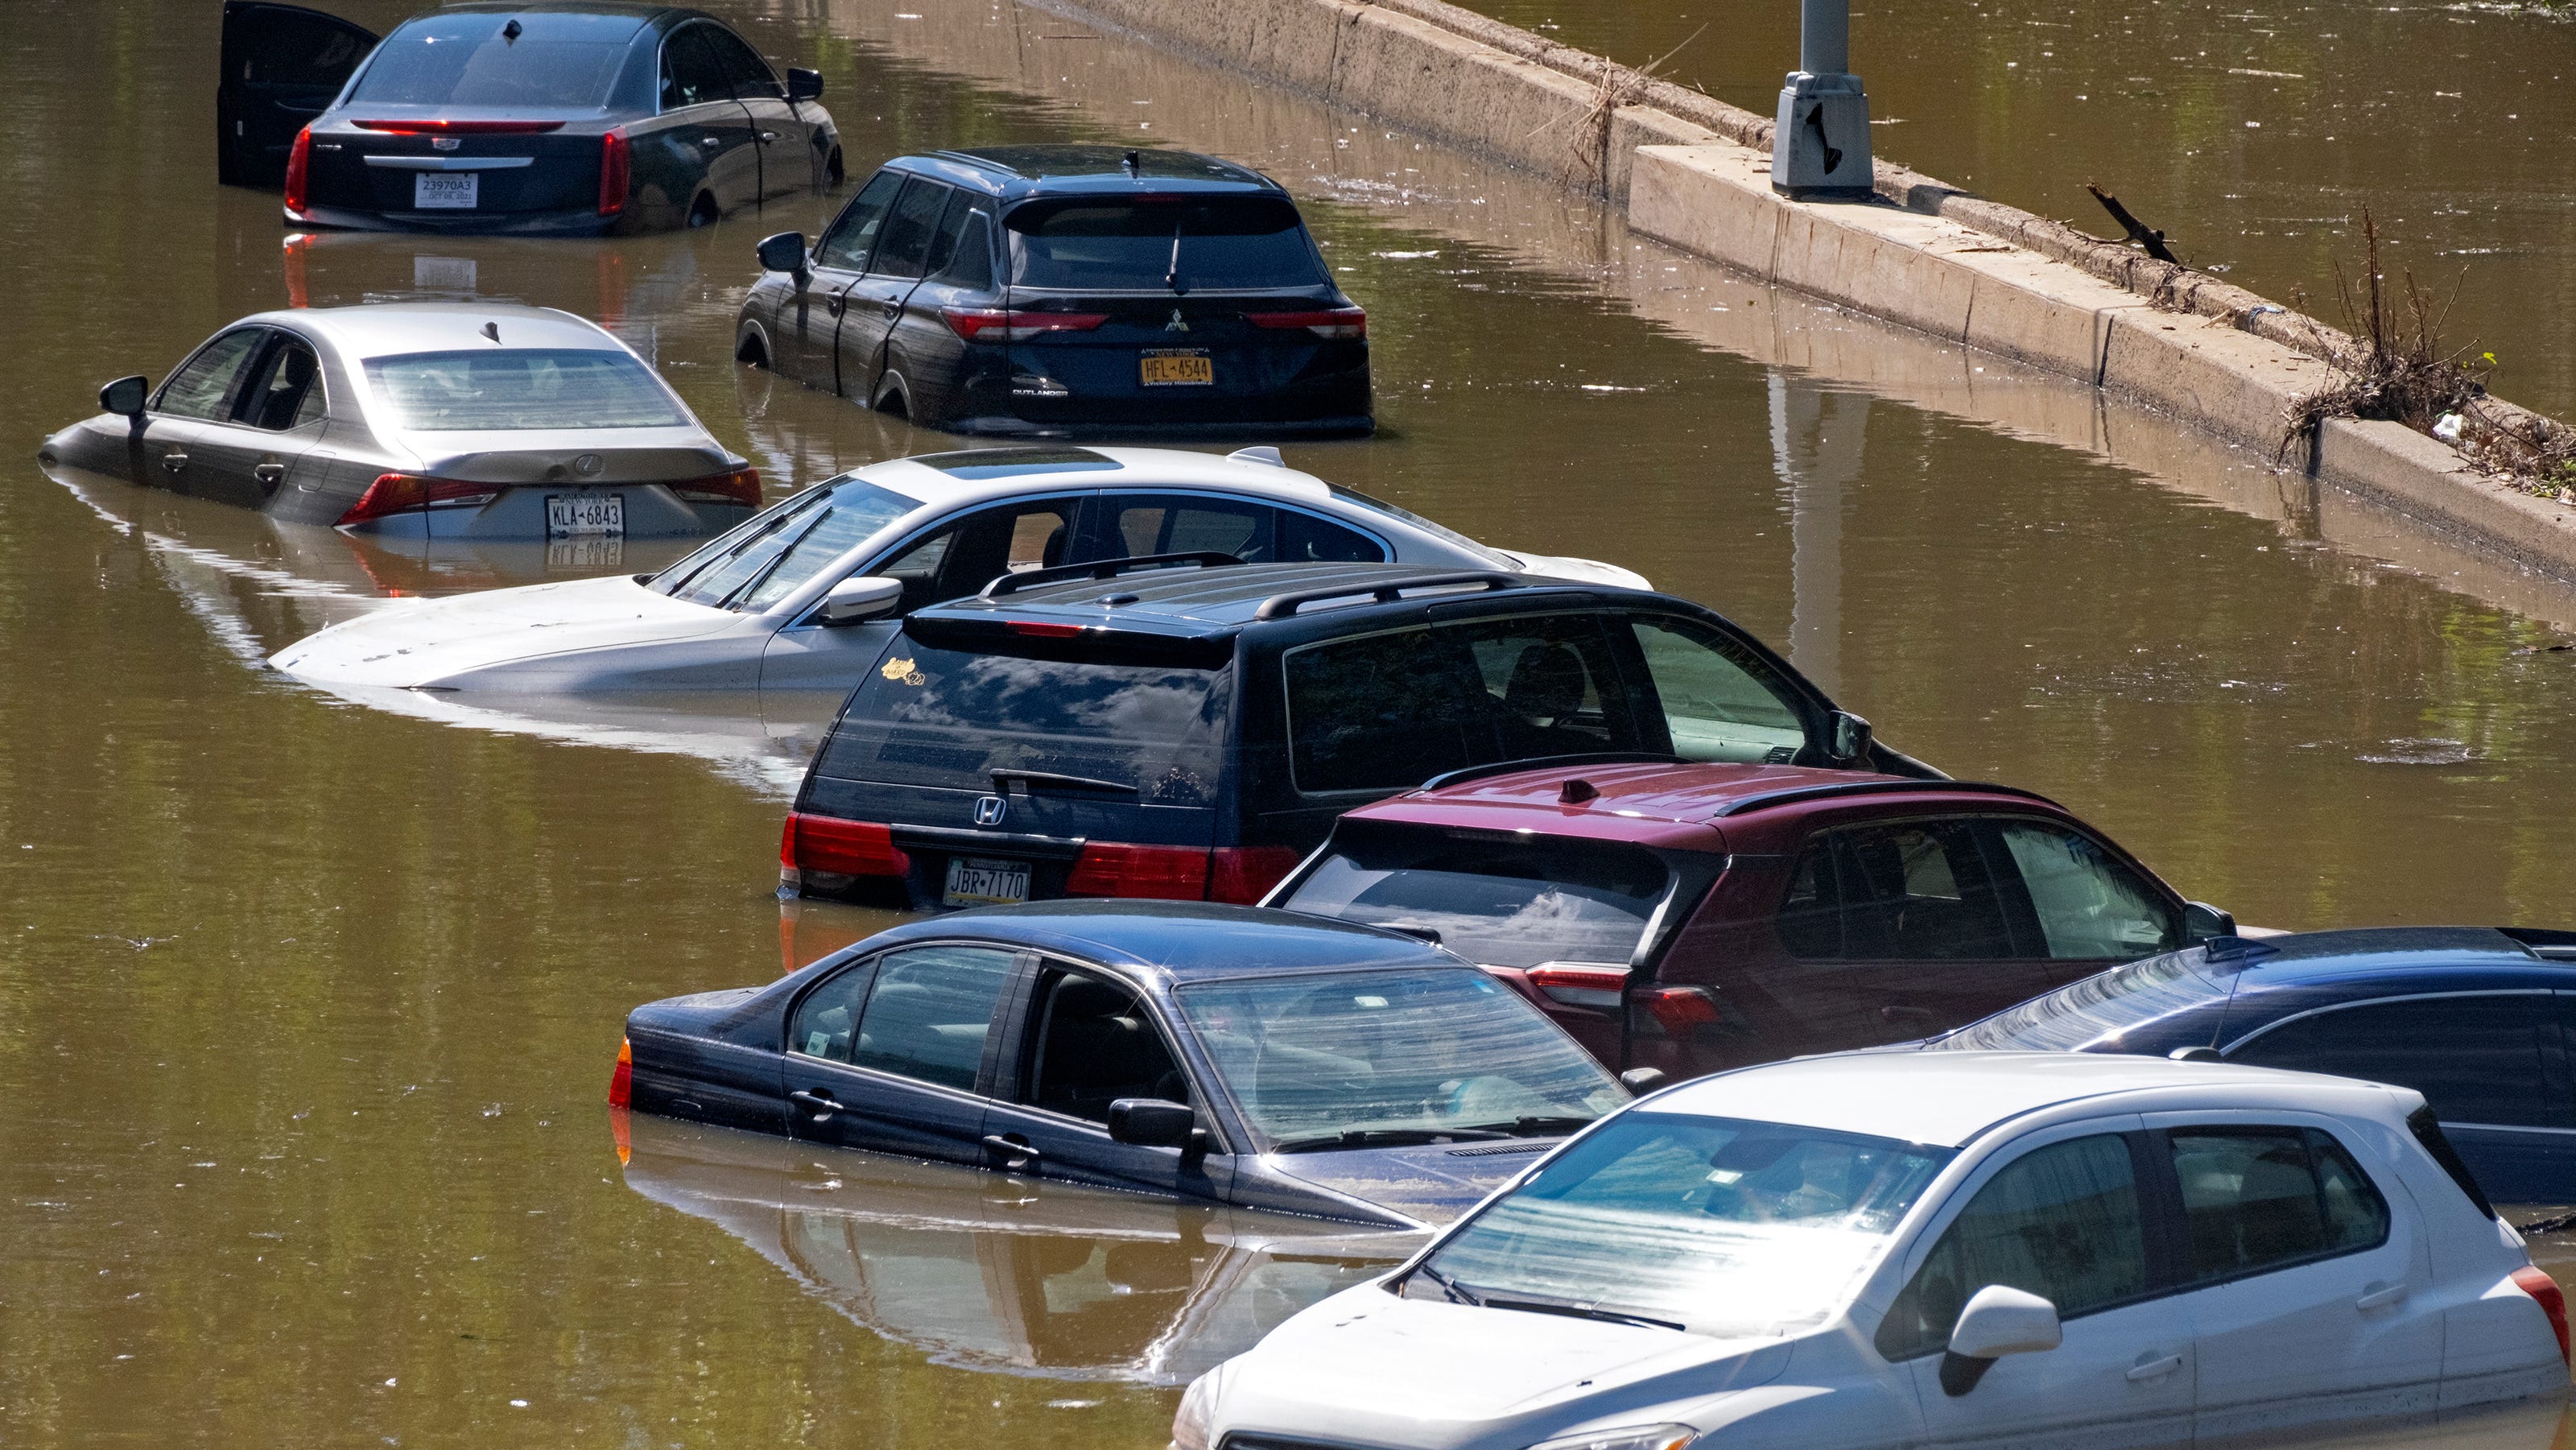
[733,147,1373,436]
[612,902,1635,1228]
[221,1,839,234]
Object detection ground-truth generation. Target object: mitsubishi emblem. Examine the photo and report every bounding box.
[972,795,1009,827]
[1166,308,1189,333]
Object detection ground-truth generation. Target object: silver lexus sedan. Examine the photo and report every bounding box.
[39,302,757,541]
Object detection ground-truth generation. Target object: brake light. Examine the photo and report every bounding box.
[599,126,631,217]
[1067,843,1213,900]
[1526,963,1627,1010]
[1248,307,1366,340]
[941,308,1108,342]
[1209,846,1303,905]
[1004,620,1086,638]
[608,1036,633,1108]
[667,466,759,509]
[1640,985,1723,1035]
[283,127,312,213]
[780,813,910,879]
[353,118,567,134]
[2513,1266,2570,1365]
[335,473,502,527]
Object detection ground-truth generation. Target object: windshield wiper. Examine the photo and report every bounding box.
[1479,1292,1684,1332]
[1270,1126,1513,1153]
[1411,1262,1482,1307]
[1164,222,1187,295]
[989,770,1138,796]
[1455,1115,1596,1138]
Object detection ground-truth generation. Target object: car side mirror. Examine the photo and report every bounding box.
[786,67,824,101]
[1108,1098,1196,1149]
[2182,900,2237,941]
[1619,1066,1668,1094]
[757,230,810,279]
[100,375,149,418]
[1830,710,1873,765]
[814,576,902,626]
[1941,1285,2062,1394]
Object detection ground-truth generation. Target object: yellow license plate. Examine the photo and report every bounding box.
[1141,350,1214,386]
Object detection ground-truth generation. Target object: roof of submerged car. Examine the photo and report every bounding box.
[852,446,1340,510]
[1352,760,2066,839]
[914,560,1629,638]
[909,146,1283,202]
[246,302,625,359]
[1653,1050,2405,1149]
[847,900,1465,987]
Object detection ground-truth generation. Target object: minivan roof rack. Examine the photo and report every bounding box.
[1415,752,1685,793]
[979,551,1242,599]
[1253,571,1526,621]
[1710,779,2061,818]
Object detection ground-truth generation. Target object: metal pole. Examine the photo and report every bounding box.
[1773,0,1872,200]
[1800,0,1848,78]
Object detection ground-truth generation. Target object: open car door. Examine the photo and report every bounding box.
[218,1,376,188]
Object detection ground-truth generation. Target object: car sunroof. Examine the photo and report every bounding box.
[910,447,1122,480]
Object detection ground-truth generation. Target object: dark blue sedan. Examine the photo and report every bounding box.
[612,902,1633,1228]
[1925,926,2576,1201]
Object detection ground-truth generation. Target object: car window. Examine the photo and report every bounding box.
[737,495,919,613]
[2165,1127,2389,1285]
[658,24,734,109]
[873,180,952,281]
[350,11,630,108]
[1286,614,1645,795]
[1996,822,2180,959]
[873,502,1077,613]
[1006,196,1327,291]
[846,945,1018,1093]
[1024,969,1187,1124]
[651,478,920,609]
[237,10,368,85]
[920,191,983,282]
[1096,495,1381,567]
[1282,832,1670,970]
[2231,996,2569,1127]
[816,170,906,273]
[790,956,881,1064]
[1876,1134,2147,1361]
[155,328,268,421]
[1779,820,2019,961]
[363,349,691,432]
[236,335,324,432]
[932,206,997,290]
[697,23,782,100]
[1324,482,1511,565]
[1627,617,1807,765]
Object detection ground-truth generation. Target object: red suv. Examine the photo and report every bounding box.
[1263,758,2233,1084]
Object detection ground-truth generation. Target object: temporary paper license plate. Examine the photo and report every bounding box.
[546,493,624,539]
[415,172,479,209]
[1140,349,1213,386]
[943,856,1031,908]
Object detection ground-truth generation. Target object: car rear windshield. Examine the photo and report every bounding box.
[820,640,1231,805]
[648,479,920,610]
[349,13,636,109]
[363,349,688,431]
[1005,196,1327,291]
[1281,829,1670,970]
[1933,945,2233,1051]
[1408,1112,1954,1337]
[1171,969,1624,1150]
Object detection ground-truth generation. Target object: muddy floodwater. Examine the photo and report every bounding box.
[8,1,2576,1444]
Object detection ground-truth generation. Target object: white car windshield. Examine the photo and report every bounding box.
[1407,1112,1953,1336]
[364,349,690,431]
[648,479,921,611]
[1172,969,1625,1152]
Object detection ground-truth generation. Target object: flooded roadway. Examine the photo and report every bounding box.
[6,0,2576,1444]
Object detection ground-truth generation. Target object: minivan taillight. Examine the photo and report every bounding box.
[2512,1266,2570,1365]
[1248,307,1366,340]
[781,813,909,880]
[1209,847,1302,905]
[942,308,1108,342]
[1067,843,1212,900]
[599,127,631,217]
[1526,963,1627,1010]
[668,466,759,509]
[336,473,502,527]
[283,127,312,214]
[608,1036,633,1108]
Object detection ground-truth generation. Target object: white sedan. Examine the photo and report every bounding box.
[267,444,1647,709]
[1177,1052,2570,1450]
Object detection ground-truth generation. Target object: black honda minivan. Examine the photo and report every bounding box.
[781,560,1934,911]
[735,147,1371,436]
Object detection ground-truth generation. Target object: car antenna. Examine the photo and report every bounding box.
[502,18,522,43]
[480,321,501,344]
[1123,149,1141,177]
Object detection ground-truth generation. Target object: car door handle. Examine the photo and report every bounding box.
[700,135,724,148]
[787,1088,843,1122]
[881,300,901,320]
[254,462,286,485]
[2356,1281,2408,1311]
[160,452,188,473]
[759,130,779,142]
[826,292,845,318]
[2126,1353,2183,1382]
[982,1134,1042,1168]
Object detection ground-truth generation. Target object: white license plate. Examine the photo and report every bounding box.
[415,172,479,209]
[546,493,624,539]
[943,856,1030,908]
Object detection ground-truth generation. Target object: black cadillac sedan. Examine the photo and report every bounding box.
[221,1,840,234]
[733,147,1373,436]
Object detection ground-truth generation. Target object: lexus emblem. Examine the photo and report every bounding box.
[573,453,604,477]
[972,795,1009,827]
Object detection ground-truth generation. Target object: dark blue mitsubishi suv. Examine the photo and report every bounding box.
[734,146,1371,436]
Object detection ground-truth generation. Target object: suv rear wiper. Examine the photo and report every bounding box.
[1478,1293,1684,1332]
[989,770,1138,796]
[1270,1126,1513,1153]
[1454,1115,1596,1138]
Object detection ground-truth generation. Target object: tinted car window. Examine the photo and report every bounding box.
[1100,496,1380,567]
[349,12,633,108]
[873,180,953,280]
[658,25,733,109]
[156,328,267,421]
[362,350,689,431]
[1781,820,2018,961]
[848,945,1018,1093]
[933,208,998,290]
[1006,196,1328,291]
[817,170,906,272]
[1996,822,2180,959]
[2231,995,2567,1127]
[825,642,1228,803]
[2166,1127,2389,1284]
[650,479,919,609]
[1326,482,1511,565]
[240,10,368,84]
[921,191,983,281]
[238,336,324,432]
[1628,617,1806,764]
[1282,834,1669,970]
[875,501,1078,613]
[1026,969,1187,1123]
[696,23,782,100]
[791,956,880,1063]
[1877,1134,2146,1360]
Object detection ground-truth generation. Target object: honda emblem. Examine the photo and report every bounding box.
[972,795,1009,826]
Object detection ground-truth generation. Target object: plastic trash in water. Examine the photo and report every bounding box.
[2433,412,2466,444]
